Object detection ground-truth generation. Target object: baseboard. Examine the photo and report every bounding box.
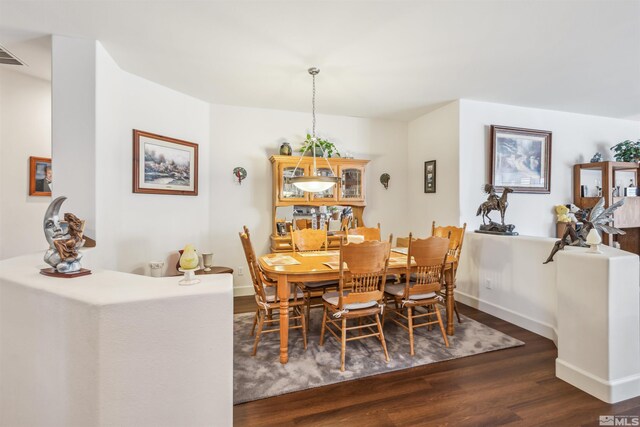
[556,358,640,403]
[233,285,254,297]
[455,290,558,345]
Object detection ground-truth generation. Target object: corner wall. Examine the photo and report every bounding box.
[94,43,211,274]
[407,101,460,233]
[0,69,51,259]
[52,37,210,274]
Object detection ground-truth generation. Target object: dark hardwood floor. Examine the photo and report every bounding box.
[233,296,640,426]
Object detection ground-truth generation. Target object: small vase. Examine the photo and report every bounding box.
[279,142,292,156]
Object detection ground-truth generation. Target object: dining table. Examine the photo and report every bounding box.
[258,249,457,364]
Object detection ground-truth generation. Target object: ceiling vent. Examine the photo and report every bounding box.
[0,44,25,66]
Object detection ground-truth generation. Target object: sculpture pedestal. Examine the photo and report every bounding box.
[40,267,92,278]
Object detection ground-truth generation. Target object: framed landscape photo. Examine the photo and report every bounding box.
[424,160,436,193]
[133,130,198,196]
[29,156,52,196]
[490,125,552,194]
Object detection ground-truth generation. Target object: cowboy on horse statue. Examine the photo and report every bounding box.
[475,184,518,235]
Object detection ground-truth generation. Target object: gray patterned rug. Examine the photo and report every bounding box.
[233,309,524,404]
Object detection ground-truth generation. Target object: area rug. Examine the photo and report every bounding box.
[233,310,524,404]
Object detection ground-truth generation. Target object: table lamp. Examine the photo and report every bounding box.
[586,228,602,254]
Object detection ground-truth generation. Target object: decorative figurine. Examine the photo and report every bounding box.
[380,173,390,190]
[41,196,91,277]
[590,152,602,163]
[233,167,247,185]
[543,197,626,264]
[202,252,214,272]
[179,244,199,270]
[178,244,200,285]
[475,184,518,235]
[279,142,292,156]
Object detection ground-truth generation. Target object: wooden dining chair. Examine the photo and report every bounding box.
[295,219,310,230]
[395,236,416,248]
[291,228,337,329]
[432,222,467,323]
[320,237,392,371]
[384,234,450,355]
[239,226,307,356]
[347,222,381,241]
[291,228,328,252]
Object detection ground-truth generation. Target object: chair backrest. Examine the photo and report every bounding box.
[347,223,381,241]
[432,222,467,261]
[340,216,350,231]
[346,234,365,244]
[239,226,268,304]
[396,236,416,248]
[291,228,328,252]
[295,218,310,230]
[403,234,449,299]
[338,236,391,309]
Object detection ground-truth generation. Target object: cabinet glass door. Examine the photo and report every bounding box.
[311,167,338,201]
[339,166,364,201]
[280,165,308,202]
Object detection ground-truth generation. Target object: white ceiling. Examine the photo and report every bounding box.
[1,0,639,121]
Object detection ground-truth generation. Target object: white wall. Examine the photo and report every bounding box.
[94,43,210,274]
[407,101,460,232]
[209,104,408,295]
[0,68,51,259]
[458,99,640,236]
[51,36,97,238]
[52,37,210,275]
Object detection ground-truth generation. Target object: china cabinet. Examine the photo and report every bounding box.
[269,155,370,252]
[573,161,639,254]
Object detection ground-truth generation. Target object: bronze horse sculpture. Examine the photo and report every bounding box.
[476,185,513,225]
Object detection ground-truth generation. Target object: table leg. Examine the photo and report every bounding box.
[445,269,455,336]
[277,274,290,364]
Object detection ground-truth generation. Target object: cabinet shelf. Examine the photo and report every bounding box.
[573,161,639,254]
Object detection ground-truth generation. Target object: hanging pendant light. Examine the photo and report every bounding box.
[286,67,340,193]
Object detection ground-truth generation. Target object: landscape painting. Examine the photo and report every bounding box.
[133,130,198,196]
[490,125,551,194]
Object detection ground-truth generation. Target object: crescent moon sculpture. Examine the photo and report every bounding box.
[42,196,86,274]
[43,196,66,240]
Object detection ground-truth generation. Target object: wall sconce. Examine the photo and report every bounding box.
[233,167,247,185]
[380,173,390,190]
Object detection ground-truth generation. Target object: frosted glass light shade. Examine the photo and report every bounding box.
[290,176,339,193]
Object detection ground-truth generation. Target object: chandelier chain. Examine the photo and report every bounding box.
[312,73,316,138]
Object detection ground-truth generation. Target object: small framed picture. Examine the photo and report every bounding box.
[133,130,198,196]
[424,160,436,193]
[490,125,552,194]
[29,156,52,196]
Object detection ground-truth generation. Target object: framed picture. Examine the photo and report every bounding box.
[133,130,198,196]
[29,156,52,196]
[490,125,552,194]
[424,160,436,193]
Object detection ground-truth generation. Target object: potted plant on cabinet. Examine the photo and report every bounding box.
[610,139,640,163]
[299,134,340,158]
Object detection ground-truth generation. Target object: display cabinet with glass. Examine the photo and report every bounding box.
[573,161,639,254]
[270,155,369,252]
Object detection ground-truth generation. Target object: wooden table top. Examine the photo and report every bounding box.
[258,249,453,276]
